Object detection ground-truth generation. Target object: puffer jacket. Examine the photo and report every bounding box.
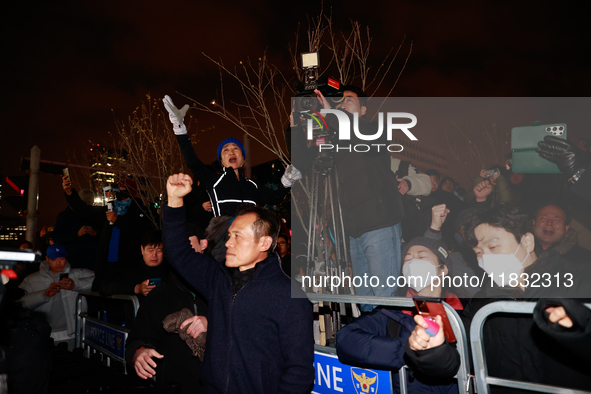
[19,261,94,335]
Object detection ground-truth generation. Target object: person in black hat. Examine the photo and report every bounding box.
[336,236,462,393]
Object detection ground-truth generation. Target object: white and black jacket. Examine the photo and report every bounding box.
[176,135,289,217]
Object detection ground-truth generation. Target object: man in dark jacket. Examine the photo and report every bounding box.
[163,172,314,394]
[293,87,404,311]
[52,189,99,270]
[62,176,156,291]
[125,228,209,394]
[98,229,168,298]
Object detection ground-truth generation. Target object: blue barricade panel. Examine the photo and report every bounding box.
[83,317,129,362]
[313,351,392,394]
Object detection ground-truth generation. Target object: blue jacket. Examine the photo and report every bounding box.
[162,205,315,394]
[336,309,458,394]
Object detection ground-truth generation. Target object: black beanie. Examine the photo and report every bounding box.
[402,237,450,266]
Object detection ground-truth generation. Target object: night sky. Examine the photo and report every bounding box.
[2,0,591,230]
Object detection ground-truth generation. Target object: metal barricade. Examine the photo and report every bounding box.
[470,300,591,394]
[75,291,140,370]
[307,293,472,394]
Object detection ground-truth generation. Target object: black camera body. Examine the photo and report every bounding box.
[294,75,343,113]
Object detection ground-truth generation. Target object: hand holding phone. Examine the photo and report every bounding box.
[413,297,456,343]
[58,273,74,290]
[408,314,445,351]
[481,168,500,178]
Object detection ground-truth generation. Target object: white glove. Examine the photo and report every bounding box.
[163,95,189,135]
[281,164,302,188]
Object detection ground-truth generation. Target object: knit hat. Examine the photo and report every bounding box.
[217,138,245,163]
[402,237,450,266]
[47,244,67,260]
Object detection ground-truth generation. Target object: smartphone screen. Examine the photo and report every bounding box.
[413,297,456,343]
[62,168,70,179]
[60,273,69,281]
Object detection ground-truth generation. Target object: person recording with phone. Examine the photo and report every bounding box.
[336,237,463,392]
[126,225,209,394]
[98,229,168,298]
[18,245,94,350]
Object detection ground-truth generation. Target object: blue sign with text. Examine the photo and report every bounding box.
[84,319,127,360]
[312,351,392,394]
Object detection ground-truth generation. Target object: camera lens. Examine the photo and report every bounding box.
[559,126,564,130]
[546,127,551,132]
[553,127,557,131]
[301,97,316,110]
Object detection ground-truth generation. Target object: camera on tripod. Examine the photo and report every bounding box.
[294,52,343,113]
[293,52,344,139]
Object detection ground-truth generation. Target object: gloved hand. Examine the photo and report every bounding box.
[163,95,190,135]
[281,164,302,188]
[537,136,588,178]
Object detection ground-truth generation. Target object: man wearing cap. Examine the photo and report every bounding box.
[19,245,94,350]
[163,95,302,218]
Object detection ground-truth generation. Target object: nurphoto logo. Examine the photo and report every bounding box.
[307,109,418,152]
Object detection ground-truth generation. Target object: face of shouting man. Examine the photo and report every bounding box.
[220,143,245,170]
[533,205,569,250]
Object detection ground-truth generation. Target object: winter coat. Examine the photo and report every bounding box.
[162,205,315,394]
[125,272,208,394]
[176,134,289,217]
[19,261,94,336]
[336,308,459,394]
[98,257,169,297]
[52,206,99,270]
[64,189,156,291]
[535,228,591,268]
[292,112,404,238]
[533,298,591,366]
[391,158,433,197]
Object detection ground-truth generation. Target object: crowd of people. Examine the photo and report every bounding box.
[1,88,590,394]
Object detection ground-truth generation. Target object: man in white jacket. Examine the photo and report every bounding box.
[19,244,94,350]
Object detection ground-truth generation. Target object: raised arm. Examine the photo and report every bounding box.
[163,95,210,180]
[162,173,218,296]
